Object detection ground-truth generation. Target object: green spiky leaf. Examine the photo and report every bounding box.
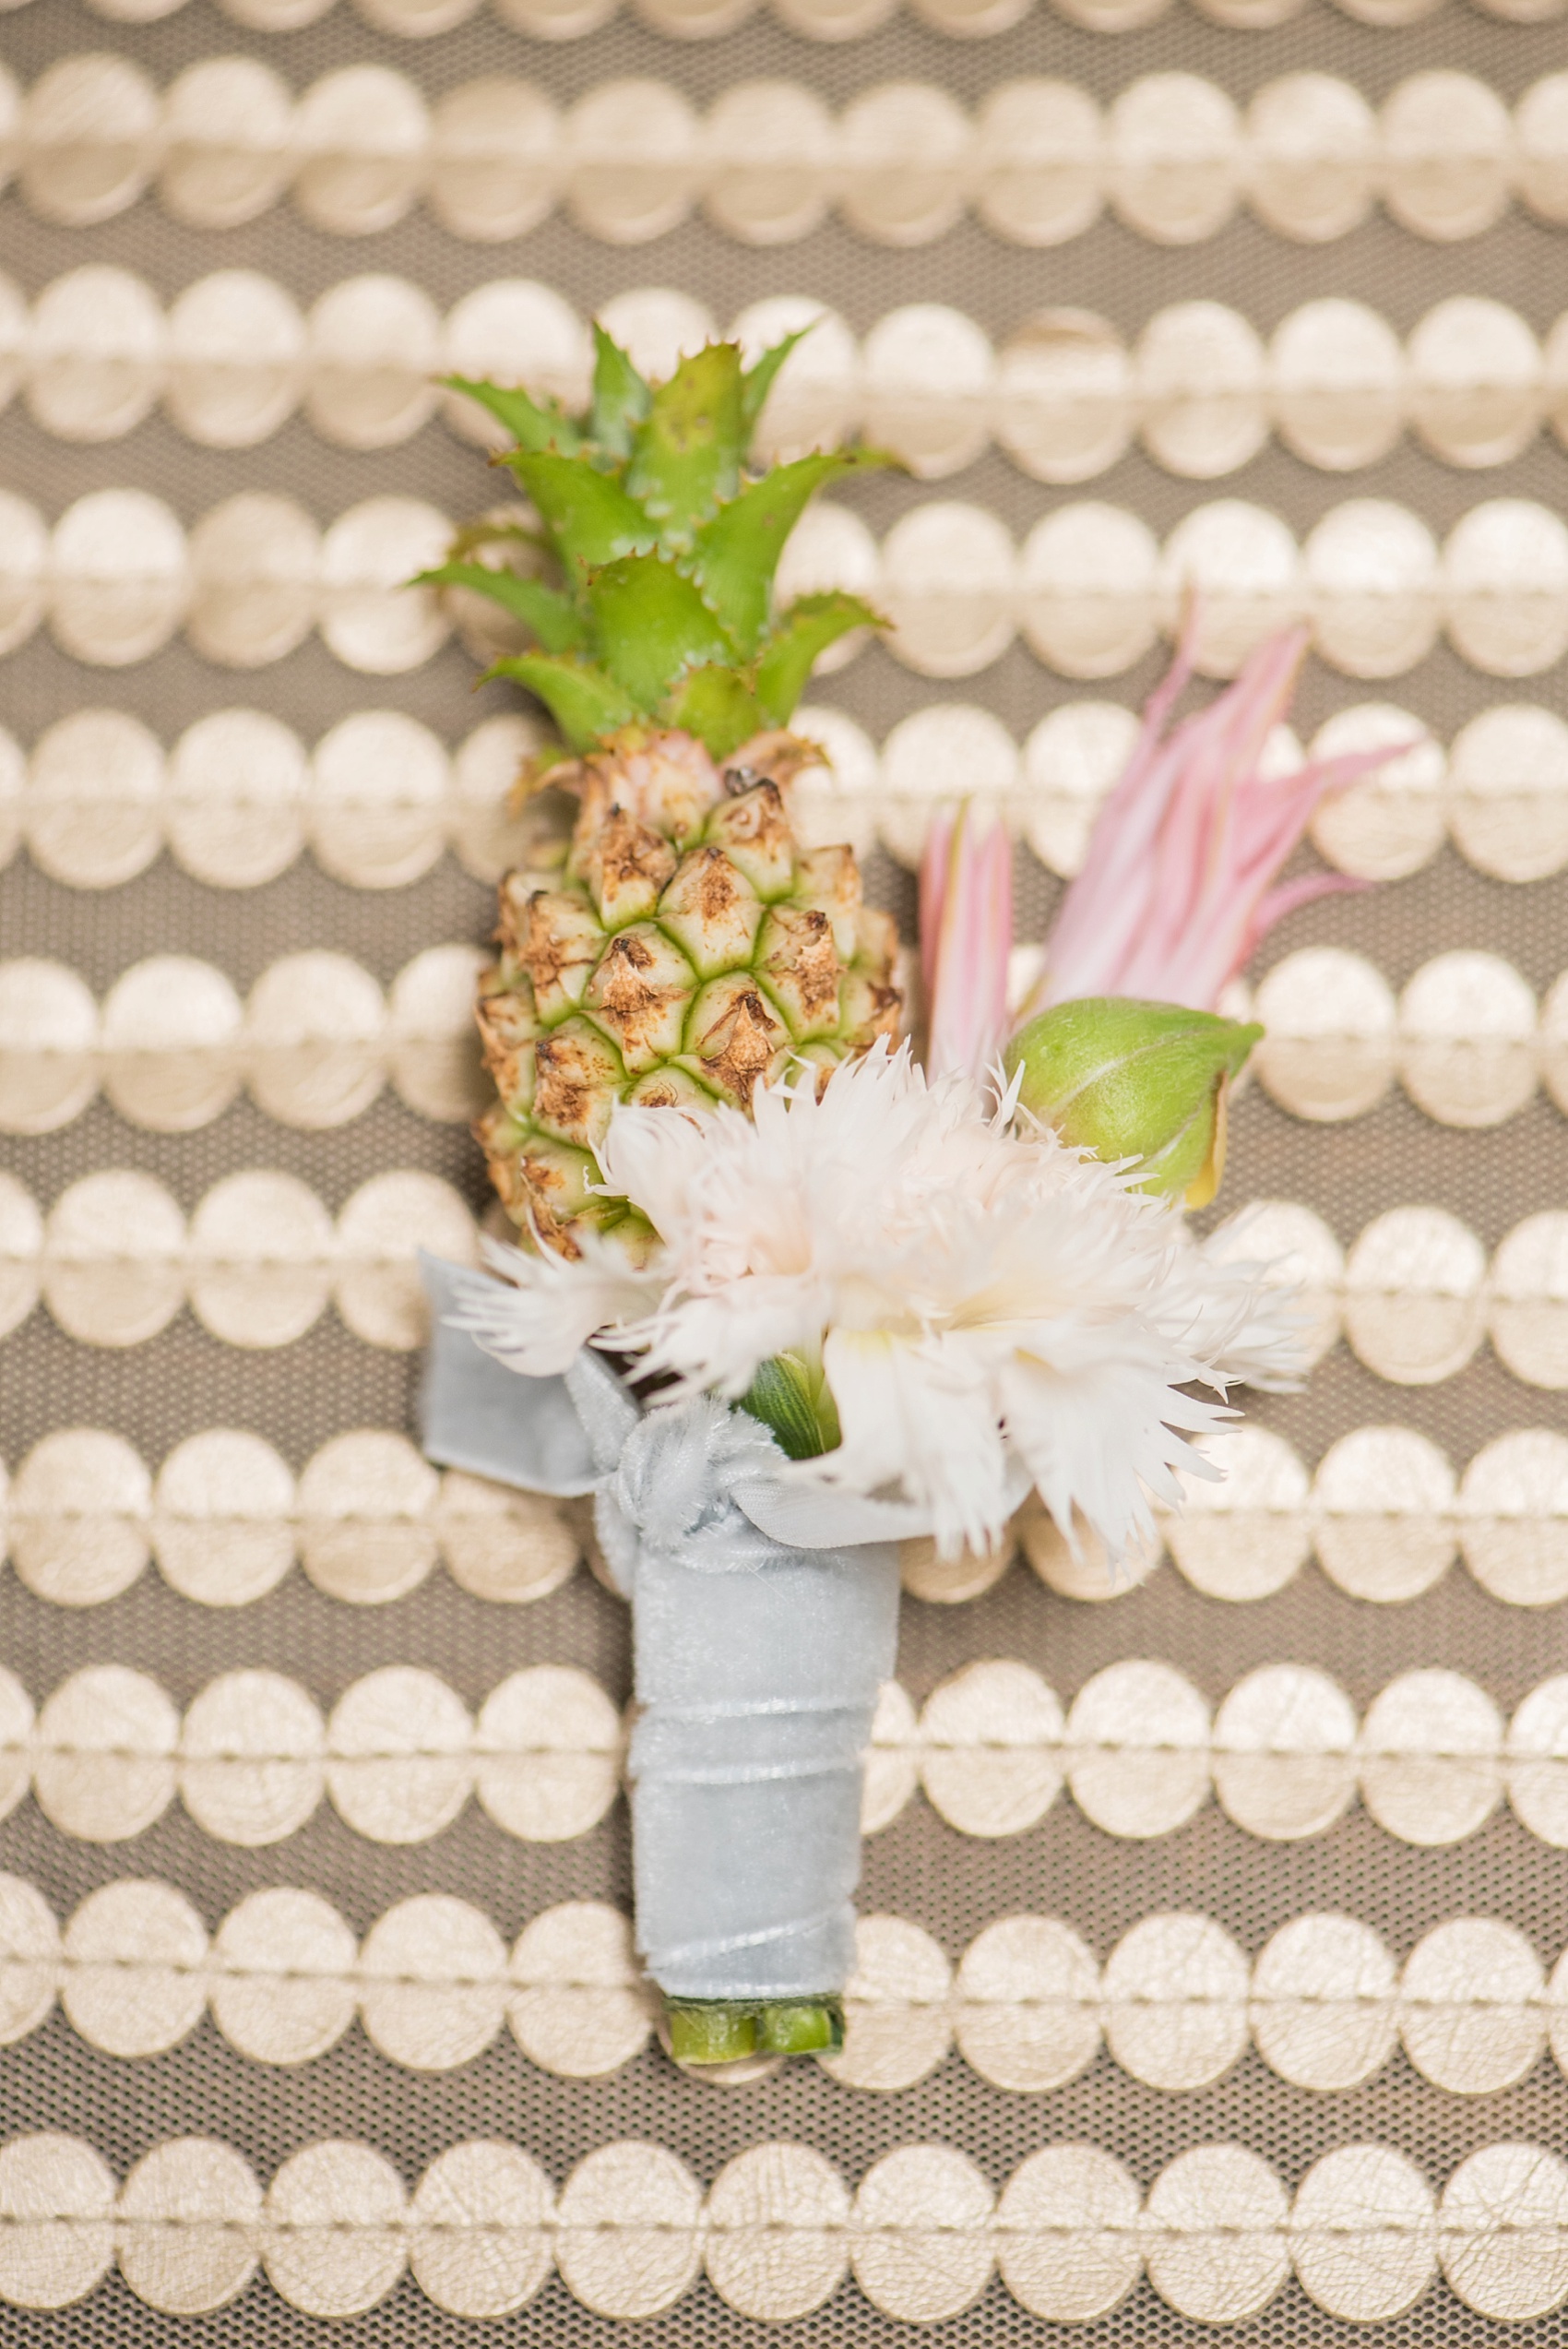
[416,563,588,654]
[739,328,811,446]
[482,654,637,752]
[690,449,891,657]
[741,1352,841,1460]
[754,592,885,724]
[588,326,651,461]
[625,344,743,546]
[661,664,765,759]
[442,376,580,455]
[588,554,733,710]
[505,453,659,580]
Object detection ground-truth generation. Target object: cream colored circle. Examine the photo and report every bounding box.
[309,709,448,890]
[1136,303,1266,480]
[703,82,833,245]
[1545,974,1568,1119]
[100,957,243,1134]
[1399,950,1538,1128]
[1460,1430,1568,1606]
[1066,1660,1209,1838]
[210,1889,357,2065]
[1252,1914,1397,2089]
[34,1665,177,1841]
[493,0,617,41]
[704,2142,849,2322]
[160,59,293,228]
[1408,299,1542,471]
[165,272,303,448]
[473,1665,621,1842]
[305,276,440,452]
[1020,504,1160,678]
[25,266,164,443]
[0,1175,42,1344]
[1021,700,1138,877]
[355,0,479,32]
[387,946,487,1125]
[1445,499,1568,677]
[336,1172,475,1351]
[61,1879,206,2057]
[875,702,1018,869]
[1252,948,1396,1123]
[770,0,895,35]
[595,290,717,387]
[186,1171,336,1351]
[0,956,86,1126]
[440,281,589,449]
[837,83,973,248]
[1308,703,1445,880]
[1313,1425,1456,1603]
[167,707,304,890]
[899,1525,1014,1604]
[1165,1425,1312,1603]
[920,1660,1062,1838]
[1212,1664,1357,1841]
[773,499,881,660]
[20,55,157,226]
[880,502,1016,681]
[0,491,46,659]
[297,1430,438,1605]
[994,311,1129,488]
[263,2141,408,2318]
[1290,2145,1434,2322]
[1448,703,1568,883]
[1103,1913,1247,2090]
[359,1895,506,2071]
[1508,1677,1568,1845]
[956,1914,1099,2093]
[1158,501,1301,677]
[318,497,451,674]
[429,82,561,245]
[1381,72,1513,243]
[1305,502,1441,678]
[1342,1205,1487,1385]
[1245,74,1377,243]
[564,80,698,244]
[1490,1213,1568,1390]
[914,0,1028,28]
[179,1670,326,1846]
[291,66,428,237]
[1270,298,1403,472]
[508,1901,649,2078]
[973,80,1103,249]
[995,2145,1140,2322]
[1108,74,1240,245]
[115,2138,260,2315]
[244,950,386,1131]
[0,1671,34,1823]
[1440,2143,1568,2319]
[185,493,316,670]
[1018,1507,1158,1601]
[861,1679,919,1833]
[434,1474,576,1604]
[731,297,859,464]
[9,1426,150,1606]
[1360,1670,1503,1844]
[1145,2146,1288,2323]
[851,2145,993,2321]
[555,2142,702,2319]
[42,1169,185,1348]
[49,489,186,667]
[0,1875,61,2047]
[450,710,552,879]
[789,703,879,861]
[25,708,164,891]
[410,2142,553,2319]
[1401,1917,1545,2093]
[0,2134,115,2308]
[1517,72,1568,224]
[861,304,992,483]
[823,1914,951,2093]
[328,1667,471,1843]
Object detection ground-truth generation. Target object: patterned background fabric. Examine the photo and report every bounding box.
[3,0,1568,2334]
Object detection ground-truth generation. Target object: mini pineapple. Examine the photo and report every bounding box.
[426,328,902,1257]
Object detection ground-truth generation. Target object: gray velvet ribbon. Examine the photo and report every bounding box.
[419,1255,903,2000]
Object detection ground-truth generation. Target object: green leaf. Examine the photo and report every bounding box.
[588,325,650,460]
[754,592,885,723]
[482,655,637,752]
[739,328,812,447]
[442,376,580,454]
[505,454,659,581]
[661,664,765,759]
[625,343,744,547]
[690,449,891,657]
[741,1353,840,1460]
[416,563,588,654]
[587,554,733,712]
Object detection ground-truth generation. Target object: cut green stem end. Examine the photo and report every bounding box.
[666,1997,845,2065]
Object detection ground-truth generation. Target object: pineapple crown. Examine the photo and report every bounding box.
[422,326,892,763]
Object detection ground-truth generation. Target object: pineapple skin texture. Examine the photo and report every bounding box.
[477,726,901,1254]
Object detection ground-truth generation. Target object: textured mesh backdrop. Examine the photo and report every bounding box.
[2,0,1568,2336]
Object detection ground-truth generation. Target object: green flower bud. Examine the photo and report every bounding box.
[1004,997,1264,1210]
